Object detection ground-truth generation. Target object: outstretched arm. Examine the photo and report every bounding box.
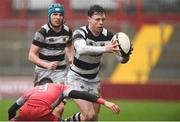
[8,102,21,120]
[74,39,106,55]
[68,90,120,114]
[8,93,29,120]
[74,39,119,55]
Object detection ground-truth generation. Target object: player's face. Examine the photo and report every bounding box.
[88,12,106,35]
[50,12,64,27]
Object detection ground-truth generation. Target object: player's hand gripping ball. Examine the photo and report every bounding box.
[112,32,133,57]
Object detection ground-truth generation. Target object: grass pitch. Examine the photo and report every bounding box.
[1,98,180,121]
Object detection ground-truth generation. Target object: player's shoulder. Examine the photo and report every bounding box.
[63,24,72,33]
[36,24,49,37]
[80,26,88,32]
[77,26,113,37]
[73,26,87,37]
[73,25,86,32]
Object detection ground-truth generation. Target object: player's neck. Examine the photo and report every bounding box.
[88,25,100,37]
[49,23,62,32]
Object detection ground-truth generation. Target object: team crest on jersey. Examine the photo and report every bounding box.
[100,43,105,46]
[63,37,68,42]
[49,38,54,42]
[54,37,68,43]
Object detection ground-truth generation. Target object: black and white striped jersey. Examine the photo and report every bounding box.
[32,23,72,70]
[71,25,113,79]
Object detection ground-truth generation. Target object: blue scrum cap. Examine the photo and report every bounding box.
[48,3,64,18]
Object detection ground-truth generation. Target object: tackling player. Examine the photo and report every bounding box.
[8,78,120,121]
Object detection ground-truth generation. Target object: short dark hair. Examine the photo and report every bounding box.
[35,77,53,86]
[88,4,106,17]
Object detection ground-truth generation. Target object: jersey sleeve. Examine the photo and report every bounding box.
[72,29,86,42]
[67,28,73,45]
[64,90,106,105]
[32,28,46,47]
[73,29,107,55]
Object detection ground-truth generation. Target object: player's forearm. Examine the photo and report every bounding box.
[28,44,49,68]
[68,90,106,104]
[66,44,74,64]
[74,39,106,55]
[8,102,20,120]
[28,53,48,68]
[67,90,120,114]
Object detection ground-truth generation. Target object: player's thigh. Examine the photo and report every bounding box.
[34,68,52,84]
[51,70,67,83]
[34,68,66,84]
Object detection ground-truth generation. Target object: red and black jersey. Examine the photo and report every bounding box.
[16,83,67,109]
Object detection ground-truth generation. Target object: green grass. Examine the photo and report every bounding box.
[1,98,180,121]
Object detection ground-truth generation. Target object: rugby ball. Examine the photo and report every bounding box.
[112,32,131,57]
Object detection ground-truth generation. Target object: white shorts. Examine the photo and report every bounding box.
[66,70,100,96]
[34,67,67,85]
